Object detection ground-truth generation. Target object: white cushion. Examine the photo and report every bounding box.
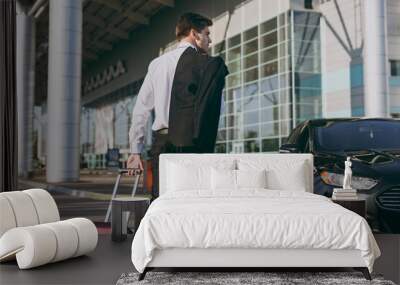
[211,168,236,190]
[0,218,98,269]
[238,159,308,192]
[236,169,267,189]
[23,189,60,224]
[0,192,39,227]
[0,196,16,237]
[0,189,98,269]
[167,159,235,192]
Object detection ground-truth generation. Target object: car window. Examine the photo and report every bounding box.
[314,120,400,151]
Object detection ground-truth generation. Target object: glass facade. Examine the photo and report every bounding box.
[213,10,321,153]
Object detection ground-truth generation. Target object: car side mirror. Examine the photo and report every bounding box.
[279,143,301,153]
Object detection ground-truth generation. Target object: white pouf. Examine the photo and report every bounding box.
[0,189,98,269]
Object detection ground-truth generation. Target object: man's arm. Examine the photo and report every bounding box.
[127,64,154,174]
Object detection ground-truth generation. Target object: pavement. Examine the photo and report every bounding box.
[18,169,151,223]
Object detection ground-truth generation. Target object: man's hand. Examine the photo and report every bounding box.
[127,154,143,176]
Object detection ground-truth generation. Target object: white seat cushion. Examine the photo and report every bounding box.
[0,218,98,269]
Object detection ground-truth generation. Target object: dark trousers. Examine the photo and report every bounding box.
[150,132,198,200]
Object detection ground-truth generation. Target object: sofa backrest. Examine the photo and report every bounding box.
[0,189,60,238]
[159,153,314,196]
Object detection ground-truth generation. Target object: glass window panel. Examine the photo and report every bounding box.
[218,116,226,128]
[260,76,279,93]
[261,106,279,122]
[227,73,241,87]
[244,53,258,69]
[280,104,292,121]
[262,138,279,152]
[244,38,258,55]
[280,73,288,88]
[244,110,259,124]
[279,42,286,57]
[294,25,320,41]
[244,26,258,41]
[215,143,226,153]
[217,129,226,141]
[244,67,259,83]
[279,13,285,26]
[278,27,286,42]
[280,89,290,104]
[261,122,279,137]
[244,125,259,139]
[228,34,241,47]
[390,60,400,76]
[214,41,226,52]
[227,128,235,140]
[294,40,320,58]
[295,72,322,88]
[261,61,278,77]
[243,96,259,112]
[228,60,241,73]
[261,46,277,63]
[293,11,320,26]
[244,82,258,97]
[295,57,321,73]
[234,99,243,113]
[261,92,279,107]
[232,88,242,100]
[279,57,287,73]
[280,120,291,137]
[261,18,277,34]
[228,46,241,61]
[261,32,277,49]
[245,140,260,153]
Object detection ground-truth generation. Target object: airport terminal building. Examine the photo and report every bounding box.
[17,0,400,181]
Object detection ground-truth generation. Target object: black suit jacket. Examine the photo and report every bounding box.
[168,47,229,152]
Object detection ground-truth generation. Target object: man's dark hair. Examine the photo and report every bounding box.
[176,12,213,40]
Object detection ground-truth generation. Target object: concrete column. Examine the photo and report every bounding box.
[16,3,35,178]
[363,0,389,117]
[46,0,82,182]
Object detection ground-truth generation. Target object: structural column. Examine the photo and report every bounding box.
[363,0,389,117]
[16,3,35,178]
[46,0,82,182]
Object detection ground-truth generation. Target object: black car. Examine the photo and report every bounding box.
[280,118,400,233]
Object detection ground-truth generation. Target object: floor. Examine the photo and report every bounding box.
[0,234,134,285]
[2,179,398,285]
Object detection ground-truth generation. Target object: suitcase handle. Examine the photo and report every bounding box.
[105,168,143,223]
[118,168,143,175]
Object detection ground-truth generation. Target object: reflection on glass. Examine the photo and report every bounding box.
[261,122,279,137]
[261,61,278,77]
[243,96,259,112]
[228,46,241,61]
[245,140,260,152]
[228,60,241,73]
[261,46,277,63]
[262,138,279,152]
[261,32,277,49]
[261,106,279,122]
[228,34,241,47]
[244,110,259,125]
[244,82,258,97]
[261,92,278,107]
[244,26,258,41]
[260,76,279,93]
[244,39,258,55]
[244,125,259,139]
[244,67,259,83]
[261,18,277,35]
[244,53,258,69]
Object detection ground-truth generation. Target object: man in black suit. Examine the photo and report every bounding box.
[127,13,228,199]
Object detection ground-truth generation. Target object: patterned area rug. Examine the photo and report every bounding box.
[116,271,396,285]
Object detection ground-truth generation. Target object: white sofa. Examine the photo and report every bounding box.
[0,189,98,269]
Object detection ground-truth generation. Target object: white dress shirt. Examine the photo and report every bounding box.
[128,41,198,153]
